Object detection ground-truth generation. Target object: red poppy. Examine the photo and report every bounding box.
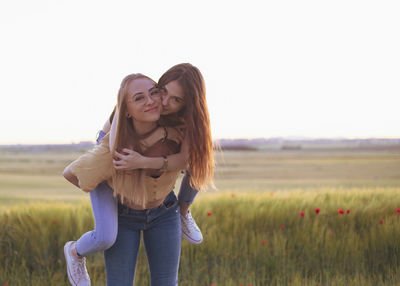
[396,209,400,214]
[315,208,320,214]
[328,231,334,236]
[207,211,212,216]
[346,209,350,214]
[337,209,344,215]
[261,240,267,245]
[299,211,305,217]
[280,225,285,230]
[231,193,236,198]
[248,284,252,286]
[210,284,215,286]
[52,220,57,224]
[380,219,384,224]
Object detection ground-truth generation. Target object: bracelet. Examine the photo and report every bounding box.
[159,156,168,173]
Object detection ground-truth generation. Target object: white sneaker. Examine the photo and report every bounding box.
[181,210,203,244]
[64,241,91,286]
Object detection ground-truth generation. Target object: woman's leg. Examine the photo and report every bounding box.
[75,181,118,256]
[64,181,118,286]
[143,192,181,286]
[104,204,142,286]
[177,171,199,214]
[178,172,202,244]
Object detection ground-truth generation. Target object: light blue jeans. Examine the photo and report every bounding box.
[75,181,118,256]
[104,191,181,286]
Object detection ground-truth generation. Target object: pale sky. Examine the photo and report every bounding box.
[0,0,399,144]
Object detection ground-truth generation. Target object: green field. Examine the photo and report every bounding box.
[1,147,400,285]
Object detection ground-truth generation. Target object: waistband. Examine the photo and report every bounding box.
[118,191,176,215]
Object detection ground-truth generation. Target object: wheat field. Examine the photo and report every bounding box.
[1,147,400,285]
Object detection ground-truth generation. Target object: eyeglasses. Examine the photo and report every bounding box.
[127,88,162,106]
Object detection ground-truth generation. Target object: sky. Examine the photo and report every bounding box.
[0,0,399,144]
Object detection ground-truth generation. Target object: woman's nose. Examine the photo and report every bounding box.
[147,95,155,104]
[162,95,169,106]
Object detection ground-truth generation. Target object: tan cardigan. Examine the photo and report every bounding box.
[69,126,184,209]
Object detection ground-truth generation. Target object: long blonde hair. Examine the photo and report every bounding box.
[158,63,214,190]
[111,73,157,206]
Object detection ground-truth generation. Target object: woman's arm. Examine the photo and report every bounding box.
[63,133,114,192]
[113,136,189,171]
[63,164,80,188]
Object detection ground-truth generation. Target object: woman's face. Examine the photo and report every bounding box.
[125,78,162,123]
[161,80,186,115]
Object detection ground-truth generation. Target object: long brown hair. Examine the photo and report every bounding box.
[158,63,214,190]
[112,73,157,154]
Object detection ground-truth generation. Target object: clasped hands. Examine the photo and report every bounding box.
[113,148,146,170]
[113,127,166,170]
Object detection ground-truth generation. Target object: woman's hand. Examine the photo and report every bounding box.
[113,148,147,170]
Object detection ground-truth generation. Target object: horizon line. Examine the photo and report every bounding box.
[1,136,400,146]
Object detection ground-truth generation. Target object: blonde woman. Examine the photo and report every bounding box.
[63,64,214,286]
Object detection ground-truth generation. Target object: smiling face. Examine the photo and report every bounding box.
[160,80,186,115]
[125,77,162,123]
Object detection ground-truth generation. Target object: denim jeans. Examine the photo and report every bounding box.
[75,181,118,256]
[178,171,199,205]
[74,132,198,258]
[74,173,197,258]
[104,191,181,286]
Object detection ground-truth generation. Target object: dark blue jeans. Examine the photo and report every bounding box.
[104,191,181,286]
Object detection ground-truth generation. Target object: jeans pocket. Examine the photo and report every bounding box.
[162,195,178,210]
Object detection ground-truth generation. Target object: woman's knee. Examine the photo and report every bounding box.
[95,229,118,250]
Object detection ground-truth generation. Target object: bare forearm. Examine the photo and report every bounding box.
[143,136,189,171]
[141,153,188,171]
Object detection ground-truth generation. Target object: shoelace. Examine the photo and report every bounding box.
[73,257,86,279]
[184,213,200,231]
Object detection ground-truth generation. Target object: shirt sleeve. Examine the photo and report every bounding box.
[69,134,114,192]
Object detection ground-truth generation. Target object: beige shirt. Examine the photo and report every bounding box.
[69,126,184,209]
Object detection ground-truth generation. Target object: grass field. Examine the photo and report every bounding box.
[1,147,400,285]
